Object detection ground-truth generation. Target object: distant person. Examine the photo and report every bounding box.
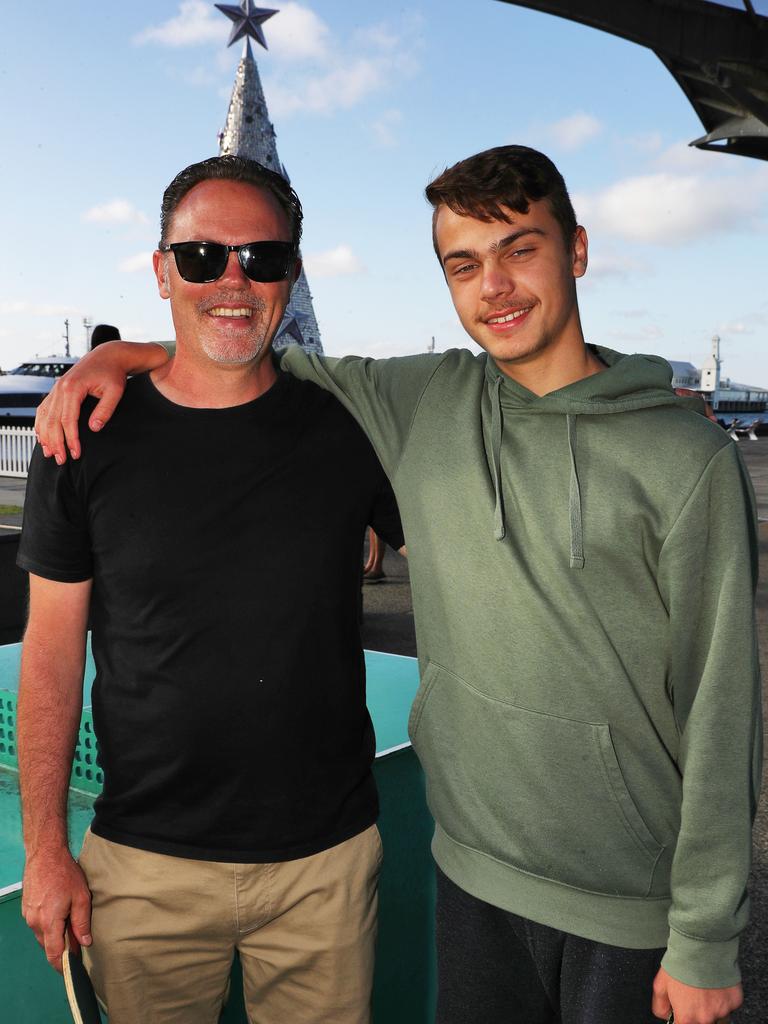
[18,155,403,1024]
[675,386,719,423]
[89,324,121,349]
[363,528,385,582]
[37,146,759,1024]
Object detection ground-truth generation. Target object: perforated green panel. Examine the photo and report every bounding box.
[0,689,103,795]
[0,689,17,768]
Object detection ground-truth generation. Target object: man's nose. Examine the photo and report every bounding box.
[480,264,514,302]
[219,250,250,285]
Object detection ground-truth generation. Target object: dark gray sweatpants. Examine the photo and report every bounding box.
[436,867,666,1024]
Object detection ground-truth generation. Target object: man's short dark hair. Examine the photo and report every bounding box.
[425,146,578,259]
[159,155,303,248]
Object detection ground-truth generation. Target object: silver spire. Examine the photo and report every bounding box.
[216,3,322,353]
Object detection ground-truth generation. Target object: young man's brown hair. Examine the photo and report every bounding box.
[425,145,578,258]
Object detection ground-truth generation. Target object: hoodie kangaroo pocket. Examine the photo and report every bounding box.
[410,662,664,898]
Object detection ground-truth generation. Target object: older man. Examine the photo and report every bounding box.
[18,155,403,1024]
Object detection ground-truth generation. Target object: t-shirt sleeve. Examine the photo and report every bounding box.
[279,346,447,478]
[17,446,93,582]
[369,474,404,552]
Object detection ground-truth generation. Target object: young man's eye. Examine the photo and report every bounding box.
[510,247,533,258]
[453,263,478,276]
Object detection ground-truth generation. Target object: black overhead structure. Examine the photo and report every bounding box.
[495,0,768,161]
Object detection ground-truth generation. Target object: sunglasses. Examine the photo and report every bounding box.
[158,239,297,283]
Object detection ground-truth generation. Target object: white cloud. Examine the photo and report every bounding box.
[583,251,650,281]
[718,311,768,336]
[626,132,664,155]
[83,200,149,225]
[267,3,329,60]
[119,252,154,273]
[304,245,364,278]
[134,0,224,47]
[653,139,714,173]
[372,109,402,148]
[719,322,753,335]
[265,12,419,118]
[135,1,328,58]
[268,56,397,116]
[574,172,763,244]
[546,112,602,151]
[607,325,664,343]
[355,23,400,51]
[135,3,419,118]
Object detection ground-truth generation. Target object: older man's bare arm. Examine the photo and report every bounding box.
[19,575,93,973]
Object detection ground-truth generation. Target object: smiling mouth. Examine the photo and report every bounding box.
[486,306,533,325]
[207,307,253,318]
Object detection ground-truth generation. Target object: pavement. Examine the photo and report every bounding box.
[0,476,24,531]
[4,433,768,1018]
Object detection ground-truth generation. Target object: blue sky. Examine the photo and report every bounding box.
[1,0,766,385]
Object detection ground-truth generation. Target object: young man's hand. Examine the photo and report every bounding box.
[35,340,168,463]
[22,846,92,973]
[652,965,741,1023]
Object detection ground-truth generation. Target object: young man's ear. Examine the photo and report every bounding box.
[153,250,171,300]
[292,257,302,285]
[572,226,588,280]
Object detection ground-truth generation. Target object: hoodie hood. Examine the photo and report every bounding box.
[483,346,708,562]
[484,345,703,415]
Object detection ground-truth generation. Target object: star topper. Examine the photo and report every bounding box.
[215,1,278,50]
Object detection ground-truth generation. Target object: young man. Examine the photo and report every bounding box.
[36,146,760,1024]
[19,155,403,1024]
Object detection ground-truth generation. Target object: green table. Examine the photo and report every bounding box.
[0,643,435,1023]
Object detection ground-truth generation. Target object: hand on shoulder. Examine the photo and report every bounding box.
[35,341,169,462]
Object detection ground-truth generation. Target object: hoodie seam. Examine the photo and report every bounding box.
[392,352,455,480]
[438,826,671,901]
[667,923,741,945]
[659,441,735,560]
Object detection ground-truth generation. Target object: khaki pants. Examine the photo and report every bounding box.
[78,825,382,1024]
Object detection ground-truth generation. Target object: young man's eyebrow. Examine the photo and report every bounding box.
[442,227,546,266]
[493,228,546,253]
[442,247,479,266]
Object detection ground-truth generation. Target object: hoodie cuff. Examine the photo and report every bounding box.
[661,928,741,989]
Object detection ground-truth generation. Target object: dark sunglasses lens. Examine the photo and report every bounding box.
[239,242,294,282]
[173,242,227,283]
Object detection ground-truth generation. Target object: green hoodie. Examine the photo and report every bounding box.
[281,343,761,989]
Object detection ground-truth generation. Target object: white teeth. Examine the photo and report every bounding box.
[488,307,531,324]
[209,307,252,318]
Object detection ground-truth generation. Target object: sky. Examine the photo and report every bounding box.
[0,0,766,385]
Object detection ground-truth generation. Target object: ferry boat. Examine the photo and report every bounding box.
[669,336,768,431]
[0,356,78,424]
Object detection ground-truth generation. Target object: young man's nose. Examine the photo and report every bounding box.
[480,265,514,301]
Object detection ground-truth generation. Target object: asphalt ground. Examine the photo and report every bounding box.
[3,435,768,1018]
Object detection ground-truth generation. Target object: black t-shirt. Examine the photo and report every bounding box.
[18,371,404,862]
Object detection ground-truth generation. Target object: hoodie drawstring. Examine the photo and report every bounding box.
[491,375,505,540]
[567,414,585,569]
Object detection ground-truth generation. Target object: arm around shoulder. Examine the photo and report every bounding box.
[36,340,169,463]
[280,346,448,475]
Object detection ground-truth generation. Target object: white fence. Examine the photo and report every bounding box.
[0,425,36,478]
